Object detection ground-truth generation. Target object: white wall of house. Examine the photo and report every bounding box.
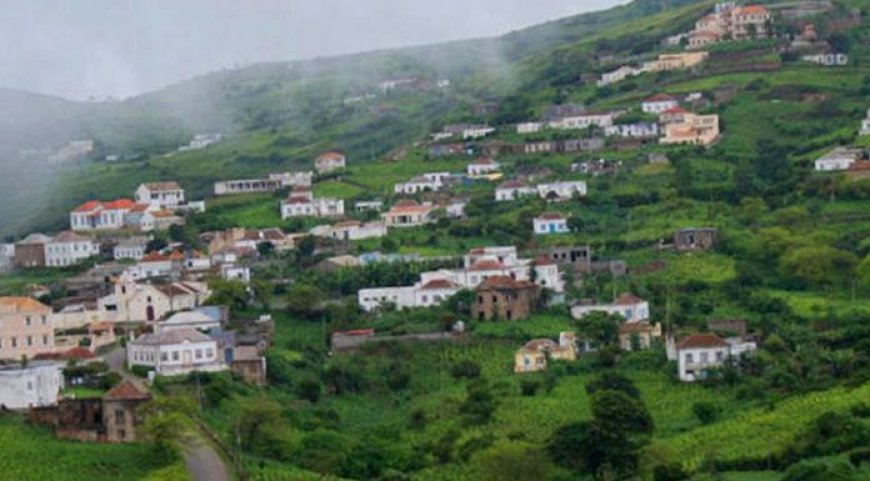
[571,301,650,323]
[135,185,185,208]
[281,198,345,219]
[0,362,63,409]
[537,181,587,201]
[44,239,100,267]
[127,339,225,376]
[678,346,728,382]
[533,217,569,235]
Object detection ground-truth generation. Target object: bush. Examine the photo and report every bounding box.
[130,364,152,378]
[520,379,541,397]
[692,401,720,425]
[849,447,870,467]
[450,360,481,380]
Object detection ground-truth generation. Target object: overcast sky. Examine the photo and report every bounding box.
[0,0,626,100]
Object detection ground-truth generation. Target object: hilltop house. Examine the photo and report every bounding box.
[315,151,346,174]
[394,174,445,194]
[126,251,184,280]
[127,328,226,377]
[268,171,314,188]
[113,236,150,261]
[644,52,709,72]
[537,181,587,201]
[533,212,570,235]
[674,227,717,252]
[642,94,679,114]
[312,220,388,241]
[44,231,100,267]
[467,157,501,177]
[598,65,640,87]
[100,272,210,323]
[472,276,539,321]
[70,199,137,231]
[814,147,863,171]
[514,337,576,373]
[0,361,63,409]
[688,4,770,49]
[280,187,345,219]
[860,110,870,136]
[571,293,650,323]
[605,122,659,138]
[676,334,735,382]
[659,106,690,125]
[495,180,537,201]
[214,178,283,196]
[382,200,438,228]
[0,297,55,360]
[660,113,720,146]
[548,111,615,130]
[134,182,185,209]
[358,246,564,311]
[517,122,544,134]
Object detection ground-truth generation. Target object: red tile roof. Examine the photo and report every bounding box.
[644,93,676,103]
[678,334,728,349]
[471,157,496,165]
[104,380,150,401]
[334,328,375,337]
[103,199,137,210]
[614,293,644,305]
[477,275,536,290]
[661,106,689,115]
[317,151,345,161]
[537,212,566,220]
[72,200,101,213]
[469,259,504,271]
[419,279,459,290]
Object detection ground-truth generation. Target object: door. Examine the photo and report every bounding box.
[145,305,155,322]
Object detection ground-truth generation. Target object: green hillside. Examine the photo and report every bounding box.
[1,0,870,480]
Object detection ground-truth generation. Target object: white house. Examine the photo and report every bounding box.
[814,147,863,172]
[533,213,570,235]
[355,201,384,212]
[537,181,587,201]
[802,53,849,67]
[70,199,137,231]
[44,231,101,267]
[127,251,184,280]
[467,157,501,177]
[135,182,185,209]
[315,151,347,174]
[461,125,496,139]
[318,220,388,241]
[280,188,345,219]
[571,293,650,323]
[126,328,226,377]
[495,180,537,202]
[517,122,544,134]
[548,112,615,130]
[381,200,438,228]
[394,176,443,195]
[113,237,150,261]
[0,361,63,409]
[358,278,462,312]
[214,178,283,196]
[101,272,211,323]
[0,244,14,273]
[598,66,639,87]
[642,94,679,114]
[268,171,314,187]
[676,334,730,382]
[179,133,222,151]
[605,122,659,138]
[220,264,251,283]
[860,110,870,136]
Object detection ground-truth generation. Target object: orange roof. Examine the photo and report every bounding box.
[471,157,496,165]
[420,279,459,290]
[104,380,150,401]
[661,106,689,115]
[737,5,768,15]
[103,199,136,210]
[678,334,728,349]
[534,255,556,266]
[477,275,536,291]
[317,151,345,161]
[537,212,566,220]
[469,259,504,271]
[0,297,51,313]
[72,200,101,213]
[614,293,644,305]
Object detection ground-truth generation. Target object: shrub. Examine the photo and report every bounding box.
[692,401,720,425]
[450,360,481,380]
[520,379,541,397]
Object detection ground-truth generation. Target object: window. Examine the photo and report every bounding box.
[206,348,214,358]
[195,349,203,359]
[160,352,168,362]
[716,351,724,362]
[700,352,709,363]
[684,353,693,363]
[115,409,126,423]
[172,351,179,361]
[11,337,17,348]
[25,316,31,326]
[26,336,33,346]
[42,335,48,345]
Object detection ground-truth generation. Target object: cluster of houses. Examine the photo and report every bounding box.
[513,291,757,382]
[685,3,771,50]
[357,246,564,312]
[70,182,204,233]
[597,51,710,87]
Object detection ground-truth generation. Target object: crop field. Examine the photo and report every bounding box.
[0,417,181,481]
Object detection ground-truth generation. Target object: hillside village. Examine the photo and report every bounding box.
[1,1,870,481]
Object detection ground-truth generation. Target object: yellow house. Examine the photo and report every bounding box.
[514,338,576,373]
[660,113,720,146]
[619,322,663,351]
[644,51,709,72]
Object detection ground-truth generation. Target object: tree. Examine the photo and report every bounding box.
[857,255,870,288]
[139,396,196,457]
[471,441,562,481]
[205,278,248,312]
[574,311,621,347]
[256,241,275,257]
[779,246,858,288]
[692,401,720,425]
[286,283,326,319]
[585,372,640,399]
[237,397,291,459]
[591,389,654,436]
[460,380,497,425]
